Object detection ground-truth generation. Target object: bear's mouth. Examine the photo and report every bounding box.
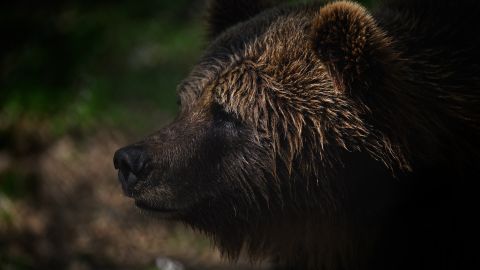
[134,200,180,218]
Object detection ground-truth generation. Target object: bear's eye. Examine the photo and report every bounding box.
[212,103,241,129]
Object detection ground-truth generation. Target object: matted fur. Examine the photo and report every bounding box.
[115,0,480,269]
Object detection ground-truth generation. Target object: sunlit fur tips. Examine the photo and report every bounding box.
[311,1,393,96]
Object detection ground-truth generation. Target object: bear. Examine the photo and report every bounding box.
[113,0,480,269]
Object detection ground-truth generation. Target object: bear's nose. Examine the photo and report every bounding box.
[113,145,149,196]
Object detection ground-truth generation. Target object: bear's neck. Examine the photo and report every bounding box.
[367,6,480,171]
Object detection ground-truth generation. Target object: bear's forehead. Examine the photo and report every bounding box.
[178,8,320,100]
[207,7,315,62]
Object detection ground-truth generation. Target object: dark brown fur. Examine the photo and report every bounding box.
[114,1,480,269]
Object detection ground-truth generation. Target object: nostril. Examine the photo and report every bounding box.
[113,145,150,196]
[114,148,133,174]
[114,145,149,177]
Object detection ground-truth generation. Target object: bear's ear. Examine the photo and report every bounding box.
[207,0,274,39]
[311,1,396,100]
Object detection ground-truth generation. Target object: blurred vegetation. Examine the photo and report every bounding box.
[0,1,374,269]
[0,0,206,139]
[1,1,207,269]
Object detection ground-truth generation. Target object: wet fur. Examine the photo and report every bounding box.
[125,0,480,269]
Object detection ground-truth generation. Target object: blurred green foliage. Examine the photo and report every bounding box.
[1,4,206,267]
[0,0,206,136]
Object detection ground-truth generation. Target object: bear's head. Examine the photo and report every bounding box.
[114,0,412,260]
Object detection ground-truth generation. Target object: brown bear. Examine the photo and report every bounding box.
[113,0,480,269]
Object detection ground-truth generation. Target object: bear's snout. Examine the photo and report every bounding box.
[113,145,150,196]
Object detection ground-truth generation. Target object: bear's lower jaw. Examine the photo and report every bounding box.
[134,200,181,219]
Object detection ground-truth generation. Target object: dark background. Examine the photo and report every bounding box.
[0,1,373,269]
